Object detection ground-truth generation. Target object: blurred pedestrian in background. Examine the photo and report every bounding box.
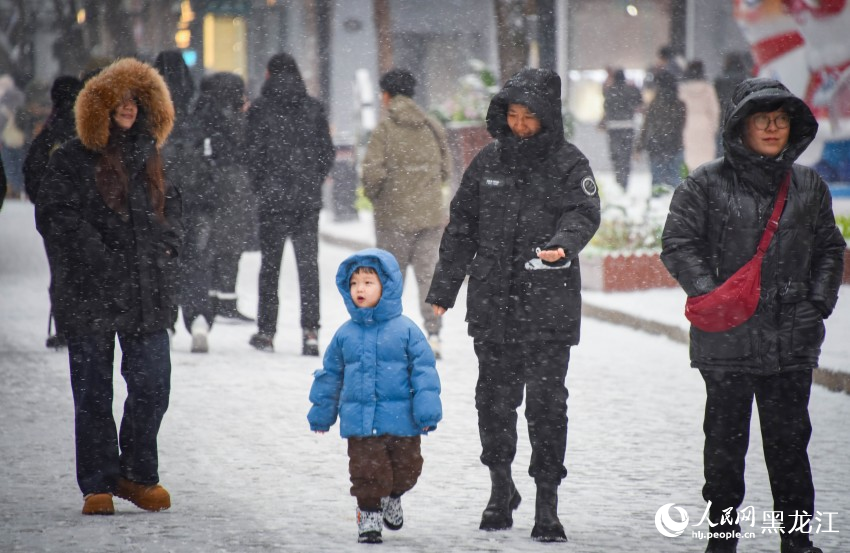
[600,68,643,191]
[638,70,686,193]
[245,53,335,355]
[179,72,253,353]
[679,60,720,172]
[0,75,26,200]
[362,68,452,359]
[23,75,84,350]
[154,50,196,339]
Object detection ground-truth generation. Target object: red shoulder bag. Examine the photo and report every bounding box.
[684,172,790,333]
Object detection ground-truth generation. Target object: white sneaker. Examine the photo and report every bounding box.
[190,318,209,353]
[381,495,403,530]
[357,507,383,543]
[428,334,441,360]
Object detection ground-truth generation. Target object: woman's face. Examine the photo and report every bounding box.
[113,95,138,130]
[742,109,790,157]
[507,103,542,139]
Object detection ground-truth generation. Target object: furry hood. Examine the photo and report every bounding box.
[75,58,175,151]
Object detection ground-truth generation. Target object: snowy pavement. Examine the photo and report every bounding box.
[1,199,849,553]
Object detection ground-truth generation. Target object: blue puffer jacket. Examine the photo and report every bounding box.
[308,248,442,437]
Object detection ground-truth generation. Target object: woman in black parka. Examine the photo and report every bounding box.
[661,78,845,553]
[35,58,182,516]
[427,68,600,542]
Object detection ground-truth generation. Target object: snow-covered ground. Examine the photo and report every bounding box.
[1,199,848,553]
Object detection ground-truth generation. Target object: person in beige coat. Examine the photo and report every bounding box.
[679,60,721,172]
[362,69,451,358]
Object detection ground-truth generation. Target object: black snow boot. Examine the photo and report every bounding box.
[780,533,822,553]
[479,465,521,531]
[530,482,567,542]
[215,298,255,323]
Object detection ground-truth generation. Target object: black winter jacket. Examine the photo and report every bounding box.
[427,69,601,344]
[36,137,182,337]
[245,74,334,214]
[23,109,77,202]
[661,78,845,373]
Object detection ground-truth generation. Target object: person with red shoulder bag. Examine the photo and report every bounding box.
[661,78,845,553]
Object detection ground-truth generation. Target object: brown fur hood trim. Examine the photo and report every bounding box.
[75,58,175,151]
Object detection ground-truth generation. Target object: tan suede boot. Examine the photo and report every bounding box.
[115,477,171,511]
[82,493,114,515]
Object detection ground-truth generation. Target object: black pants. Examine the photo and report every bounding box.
[67,330,171,495]
[180,213,214,331]
[474,340,570,484]
[607,128,635,190]
[700,369,815,539]
[257,209,320,336]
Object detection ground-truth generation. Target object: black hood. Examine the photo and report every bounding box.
[486,68,564,140]
[722,78,818,191]
[261,72,308,108]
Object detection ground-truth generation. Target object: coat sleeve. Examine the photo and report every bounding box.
[425,151,486,309]
[660,174,719,296]
[544,154,601,259]
[361,122,388,202]
[307,332,346,432]
[807,177,846,317]
[407,325,442,431]
[312,102,335,180]
[243,103,266,191]
[35,146,113,275]
[160,179,183,259]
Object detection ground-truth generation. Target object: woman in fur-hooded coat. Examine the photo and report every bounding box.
[35,57,181,511]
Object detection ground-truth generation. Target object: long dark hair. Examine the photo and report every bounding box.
[96,105,166,220]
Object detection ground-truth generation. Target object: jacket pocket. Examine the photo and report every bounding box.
[789,300,825,353]
[691,323,753,361]
[466,256,498,326]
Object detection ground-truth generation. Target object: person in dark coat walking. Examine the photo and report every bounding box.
[661,78,845,553]
[178,72,252,353]
[23,76,83,202]
[35,58,182,516]
[638,70,686,192]
[154,50,195,336]
[601,69,643,191]
[23,75,83,349]
[427,68,601,542]
[245,53,335,355]
[200,73,254,325]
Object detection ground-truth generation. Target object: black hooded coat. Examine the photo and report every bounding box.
[426,69,601,344]
[35,59,182,337]
[244,71,334,214]
[661,78,846,373]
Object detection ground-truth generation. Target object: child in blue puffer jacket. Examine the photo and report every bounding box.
[308,248,442,544]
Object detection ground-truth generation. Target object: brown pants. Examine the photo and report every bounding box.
[347,435,423,510]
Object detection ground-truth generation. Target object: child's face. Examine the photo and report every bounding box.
[350,270,382,308]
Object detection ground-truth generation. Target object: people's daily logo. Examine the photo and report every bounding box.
[655,503,689,537]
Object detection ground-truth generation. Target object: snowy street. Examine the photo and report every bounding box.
[1,199,849,553]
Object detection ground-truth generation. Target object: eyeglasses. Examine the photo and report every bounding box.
[751,113,791,131]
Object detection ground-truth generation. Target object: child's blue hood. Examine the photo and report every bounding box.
[335,248,404,324]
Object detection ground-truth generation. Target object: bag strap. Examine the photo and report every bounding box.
[756,171,791,255]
